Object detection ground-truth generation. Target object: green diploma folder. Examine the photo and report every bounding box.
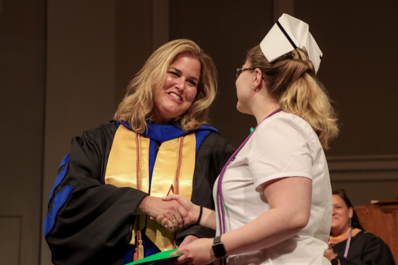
[125,248,181,265]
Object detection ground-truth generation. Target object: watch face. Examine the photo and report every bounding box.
[212,243,227,258]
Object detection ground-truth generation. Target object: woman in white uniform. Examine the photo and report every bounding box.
[158,14,339,265]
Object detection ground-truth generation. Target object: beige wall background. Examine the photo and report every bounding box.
[0,0,397,264]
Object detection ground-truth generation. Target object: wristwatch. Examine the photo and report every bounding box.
[212,235,227,258]
[331,257,339,265]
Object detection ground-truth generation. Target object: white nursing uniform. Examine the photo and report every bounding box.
[213,111,332,265]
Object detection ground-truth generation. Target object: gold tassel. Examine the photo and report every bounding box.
[137,231,144,260]
[133,230,144,261]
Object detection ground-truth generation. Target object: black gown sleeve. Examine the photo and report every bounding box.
[45,123,148,265]
[333,231,396,265]
[176,132,235,244]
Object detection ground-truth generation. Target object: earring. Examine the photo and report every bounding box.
[349,218,352,227]
[252,84,255,87]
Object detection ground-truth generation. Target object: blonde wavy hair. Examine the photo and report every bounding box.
[245,45,339,149]
[114,39,218,132]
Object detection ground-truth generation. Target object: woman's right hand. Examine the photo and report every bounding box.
[138,196,191,231]
[154,195,200,229]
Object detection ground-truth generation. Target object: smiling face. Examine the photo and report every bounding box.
[331,194,353,236]
[152,55,200,124]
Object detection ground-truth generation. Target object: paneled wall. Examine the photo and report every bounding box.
[0,0,46,264]
[296,1,398,206]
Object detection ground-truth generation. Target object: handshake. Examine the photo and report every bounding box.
[139,194,219,264]
[138,194,202,232]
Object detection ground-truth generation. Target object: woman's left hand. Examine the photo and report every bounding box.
[170,238,216,265]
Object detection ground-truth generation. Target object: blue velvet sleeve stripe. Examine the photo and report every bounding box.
[148,139,156,194]
[44,185,74,237]
[195,130,211,153]
[47,154,70,206]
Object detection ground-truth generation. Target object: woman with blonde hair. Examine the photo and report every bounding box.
[159,14,339,265]
[44,39,234,265]
[115,39,219,133]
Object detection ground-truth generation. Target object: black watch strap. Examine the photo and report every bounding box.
[331,257,339,265]
[212,235,227,259]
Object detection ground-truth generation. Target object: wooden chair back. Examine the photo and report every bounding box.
[355,199,398,264]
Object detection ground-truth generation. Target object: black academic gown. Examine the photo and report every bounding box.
[332,231,396,265]
[44,121,234,265]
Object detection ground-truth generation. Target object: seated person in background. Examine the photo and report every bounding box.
[324,189,396,265]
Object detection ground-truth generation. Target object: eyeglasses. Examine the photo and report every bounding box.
[235,67,255,79]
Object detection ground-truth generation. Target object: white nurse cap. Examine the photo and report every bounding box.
[260,13,323,73]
